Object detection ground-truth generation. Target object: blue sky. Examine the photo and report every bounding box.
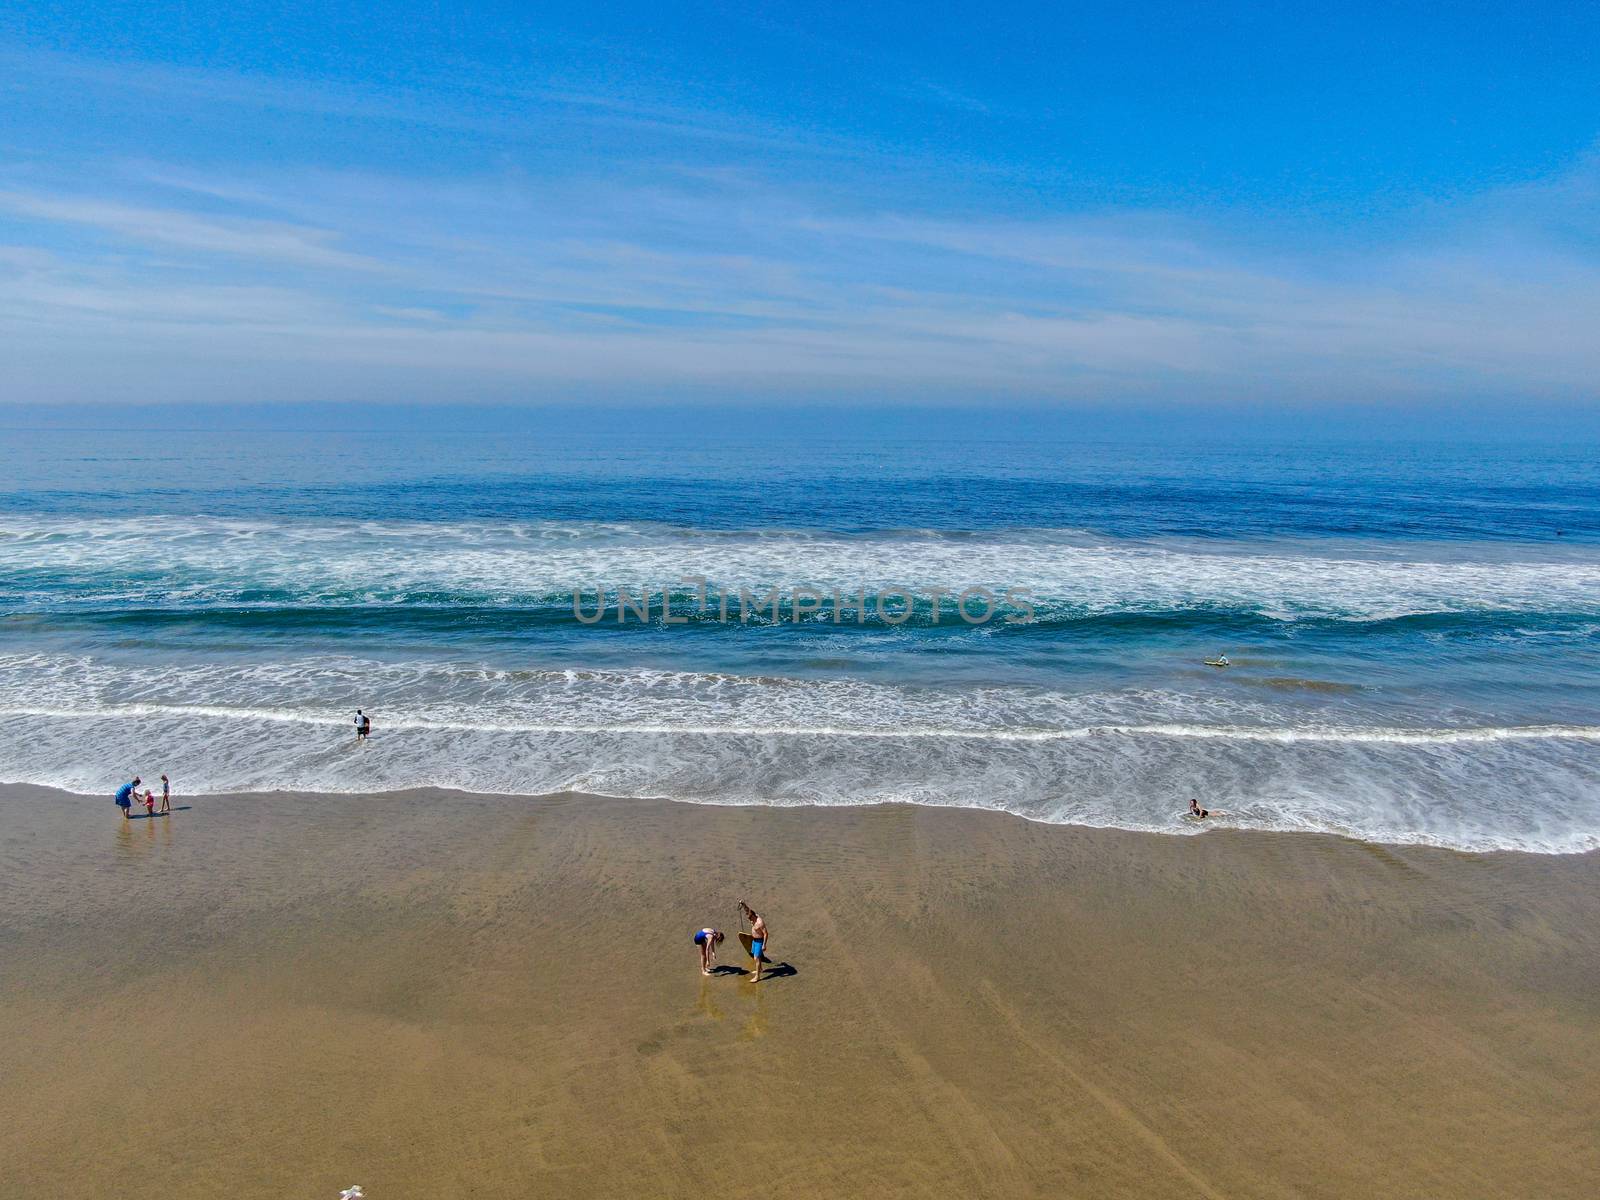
[2,2,1598,407]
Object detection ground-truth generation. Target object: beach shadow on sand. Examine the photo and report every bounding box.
[126,807,194,819]
[709,962,799,981]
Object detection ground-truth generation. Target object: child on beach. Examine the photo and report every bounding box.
[158,774,170,815]
[693,927,725,975]
[143,789,156,817]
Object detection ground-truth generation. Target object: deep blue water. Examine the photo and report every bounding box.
[2,417,1597,851]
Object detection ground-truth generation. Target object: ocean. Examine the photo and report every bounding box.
[2,412,1597,853]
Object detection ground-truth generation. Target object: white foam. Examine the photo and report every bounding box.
[0,701,1595,746]
[5,516,1600,619]
[3,653,1597,855]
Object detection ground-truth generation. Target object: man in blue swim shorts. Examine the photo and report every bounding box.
[739,901,769,983]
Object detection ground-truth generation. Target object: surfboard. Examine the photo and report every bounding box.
[738,932,771,963]
[1204,659,1229,667]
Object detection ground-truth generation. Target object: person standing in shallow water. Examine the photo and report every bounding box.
[739,901,769,983]
[158,774,171,815]
[114,777,140,818]
[355,709,371,740]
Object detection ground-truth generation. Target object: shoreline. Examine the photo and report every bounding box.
[5,780,1594,859]
[3,783,1597,1197]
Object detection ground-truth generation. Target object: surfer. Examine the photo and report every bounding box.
[738,901,769,982]
[1205,654,1230,667]
[1189,798,1209,819]
[693,927,725,975]
[355,709,371,740]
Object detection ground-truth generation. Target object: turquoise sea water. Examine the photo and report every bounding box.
[2,415,1597,852]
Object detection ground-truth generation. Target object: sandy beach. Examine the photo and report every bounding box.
[1,783,1596,1199]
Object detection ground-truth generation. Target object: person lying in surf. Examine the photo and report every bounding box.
[738,901,768,982]
[693,927,725,975]
[1189,798,1209,819]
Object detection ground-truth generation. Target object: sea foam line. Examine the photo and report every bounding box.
[2,704,1597,745]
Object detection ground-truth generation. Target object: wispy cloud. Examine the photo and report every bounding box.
[2,39,1597,405]
[0,45,880,165]
[884,78,993,116]
[0,191,381,272]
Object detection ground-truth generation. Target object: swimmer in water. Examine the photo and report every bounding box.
[1189,798,1209,819]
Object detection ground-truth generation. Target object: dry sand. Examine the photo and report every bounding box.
[1,783,1597,1198]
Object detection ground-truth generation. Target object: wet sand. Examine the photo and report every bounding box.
[2,783,1597,1198]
